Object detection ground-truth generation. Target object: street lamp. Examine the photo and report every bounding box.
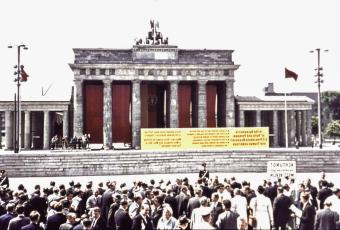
[310,48,328,149]
[8,44,28,153]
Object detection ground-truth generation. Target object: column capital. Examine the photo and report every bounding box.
[74,78,83,83]
[198,80,208,85]
[132,79,141,84]
[102,79,112,85]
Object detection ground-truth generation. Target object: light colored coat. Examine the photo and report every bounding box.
[249,194,273,230]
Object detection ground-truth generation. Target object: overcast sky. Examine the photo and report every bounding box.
[1,0,339,101]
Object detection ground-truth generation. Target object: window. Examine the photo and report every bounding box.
[148,69,154,76]
[223,69,229,76]
[90,68,96,75]
[80,69,86,75]
[109,69,115,75]
[167,70,173,76]
[138,69,144,75]
[100,69,106,75]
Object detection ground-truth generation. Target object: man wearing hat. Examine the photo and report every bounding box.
[199,163,210,179]
[314,200,339,230]
[193,206,215,229]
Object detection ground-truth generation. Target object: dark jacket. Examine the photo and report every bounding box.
[216,210,239,230]
[8,215,30,230]
[314,208,339,230]
[46,212,67,230]
[131,213,153,230]
[114,208,132,230]
[91,216,107,230]
[317,187,332,209]
[0,212,14,230]
[299,203,316,230]
[273,194,292,226]
[21,223,44,230]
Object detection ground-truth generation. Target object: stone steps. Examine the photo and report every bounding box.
[1,149,340,177]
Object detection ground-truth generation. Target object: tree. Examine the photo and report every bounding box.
[311,116,318,135]
[325,120,340,144]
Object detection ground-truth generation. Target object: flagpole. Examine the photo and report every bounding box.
[284,92,289,148]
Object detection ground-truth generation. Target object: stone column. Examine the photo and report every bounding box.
[132,80,141,149]
[256,110,261,127]
[169,81,179,128]
[289,110,296,146]
[273,110,279,147]
[306,110,312,146]
[24,111,31,150]
[239,110,245,127]
[301,110,307,146]
[73,79,83,137]
[5,111,13,150]
[296,111,301,145]
[198,80,207,128]
[103,79,112,149]
[226,80,235,127]
[63,110,69,138]
[43,110,50,150]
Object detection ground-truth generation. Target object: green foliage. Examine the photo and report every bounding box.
[311,116,318,135]
[325,120,340,140]
[322,91,340,120]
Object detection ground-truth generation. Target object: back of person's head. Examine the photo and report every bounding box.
[54,202,63,212]
[199,196,209,207]
[18,184,25,190]
[277,186,284,194]
[6,203,15,213]
[234,188,241,195]
[50,181,56,187]
[257,185,265,194]
[223,199,231,210]
[82,218,92,228]
[16,205,25,214]
[120,198,128,206]
[30,210,40,222]
[178,215,189,225]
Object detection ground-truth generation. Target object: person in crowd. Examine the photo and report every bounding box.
[21,211,44,230]
[318,180,333,210]
[187,187,202,218]
[231,188,248,224]
[45,202,66,230]
[0,203,15,230]
[194,206,215,229]
[115,198,132,230]
[73,218,92,230]
[0,169,9,188]
[164,187,178,218]
[294,192,316,230]
[273,186,292,230]
[131,204,153,230]
[198,162,210,179]
[176,185,190,218]
[215,199,238,229]
[129,193,143,219]
[59,212,77,230]
[190,196,210,229]
[151,195,164,229]
[210,192,223,228]
[157,205,177,229]
[249,185,273,230]
[89,207,106,229]
[325,187,340,215]
[101,181,116,222]
[7,204,30,230]
[314,200,339,230]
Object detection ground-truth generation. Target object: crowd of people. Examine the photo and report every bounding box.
[50,134,91,150]
[0,166,339,230]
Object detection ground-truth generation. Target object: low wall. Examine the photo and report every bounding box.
[0,149,339,177]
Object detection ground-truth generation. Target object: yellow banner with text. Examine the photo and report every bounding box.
[141,127,269,150]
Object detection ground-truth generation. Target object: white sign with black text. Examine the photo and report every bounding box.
[267,161,296,179]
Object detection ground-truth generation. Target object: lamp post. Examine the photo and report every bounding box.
[8,44,28,153]
[310,48,328,149]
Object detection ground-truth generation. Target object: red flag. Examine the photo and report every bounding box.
[285,68,298,81]
[20,66,29,82]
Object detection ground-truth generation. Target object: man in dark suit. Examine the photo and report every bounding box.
[90,207,106,230]
[7,205,30,230]
[175,185,190,217]
[27,190,48,223]
[210,192,224,228]
[314,200,339,230]
[264,180,278,204]
[46,202,66,230]
[216,199,239,230]
[317,180,333,209]
[164,188,178,218]
[21,211,44,230]
[0,203,15,230]
[114,199,132,230]
[273,186,292,230]
[101,182,116,223]
[187,188,202,218]
[297,192,316,230]
[132,204,153,230]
